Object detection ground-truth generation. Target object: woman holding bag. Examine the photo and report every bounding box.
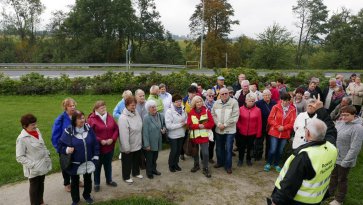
[187,96,215,178]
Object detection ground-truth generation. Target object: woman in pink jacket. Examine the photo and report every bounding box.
[236,93,262,167]
[88,101,119,192]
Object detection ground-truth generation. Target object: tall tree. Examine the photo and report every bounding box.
[189,0,239,68]
[293,0,328,68]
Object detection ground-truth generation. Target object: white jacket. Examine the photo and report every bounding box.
[292,112,317,149]
[165,105,187,139]
[16,129,52,178]
[118,108,143,152]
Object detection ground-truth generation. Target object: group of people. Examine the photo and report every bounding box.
[15,72,363,205]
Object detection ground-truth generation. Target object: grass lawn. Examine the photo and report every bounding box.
[0,95,362,205]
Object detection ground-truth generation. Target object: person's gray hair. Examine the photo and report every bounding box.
[159,83,166,89]
[262,89,271,95]
[342,96,352,105]
[311,77,320,83]
[149,85,159,94]
[241,80,250,86]
[306,118,327,141]
[246,93,257,102]
[190,96,204,109]
[306,98,317,105]
[122,90,133,98]
[219,87,228,93]
[145,100,157,112]
[135,89,144,96]
[206,89,215,96]
[329,78,336,83]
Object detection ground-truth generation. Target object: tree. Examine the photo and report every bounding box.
[251,23,294,69]
[189,0,239,68]
[292,0,328,68]
[228,35,257,67]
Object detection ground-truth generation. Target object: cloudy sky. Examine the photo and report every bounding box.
[41,0,362,38]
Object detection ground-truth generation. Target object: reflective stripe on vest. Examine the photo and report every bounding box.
[275,142,337,204]
[190,113,209,139]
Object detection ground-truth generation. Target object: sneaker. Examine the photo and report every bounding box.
[106,181,118,187]
[274,165,282,173]
[118,153,122,160]
[203,168,211,178]
[247,160,252,166]
[174,165,182,171]
[329,200,342,205]
[134,175,143,179]
[125,178,133,184]
[237,160,243,167]
[264,163,271,172]
[94,185,100,192]
[84,197,94,204]
[79,180,84,187]
[64,184,71,192]
[191,165,200,173]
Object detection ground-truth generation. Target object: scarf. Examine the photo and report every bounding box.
[332,91,345,101]
[175,106,183,115]
[26,130,39,140]
[205,100,215,111]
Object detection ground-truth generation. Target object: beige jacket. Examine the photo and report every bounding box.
[346,82,363,106]
[118,108,143,152]
[212,98,240,134]
[16,129,52,178]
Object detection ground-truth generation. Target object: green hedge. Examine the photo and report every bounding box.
[0,68,329,95]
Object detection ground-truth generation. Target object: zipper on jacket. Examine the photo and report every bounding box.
[81,134,88,173]
[247,109,250,136]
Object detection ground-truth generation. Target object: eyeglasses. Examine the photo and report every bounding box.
[220,93,229,96]
[207,95,214,97]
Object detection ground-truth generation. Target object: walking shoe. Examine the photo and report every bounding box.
[329,200,342,205]
[226,169,232,174]
[209,159,215,164]
[71,202,79,205]
[134,175,143,179]
[106,181,118,187]
[79,180,84,187]
[118,153,122,160]
[237,160,243,167]
[94,185,100,192]
[64,184,71,192]
[152,170,161,175]
[247,160,252,166]
[169,166,176,172]
[213,164,223,168]
[191,165,200,172]
[203,168,212,178]
[180,155,185,161]
[147,174,154,179]
[274,165,282,173]
[174,165,182,171]
[125,178,133,184]
[264,163,271,172]
[84,197,94,204]
[232,152,236,157]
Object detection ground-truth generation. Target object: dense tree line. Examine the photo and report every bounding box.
[0,0,362,69]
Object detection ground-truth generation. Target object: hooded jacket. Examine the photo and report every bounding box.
[16,129,52,178]
[51,111,71,152]
[88,112,119,154]
[268,102,297,139]
[335,117,363,167]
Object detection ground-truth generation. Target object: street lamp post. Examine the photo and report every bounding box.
[200,0,205,69]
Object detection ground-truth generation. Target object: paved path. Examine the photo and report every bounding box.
[0,149,277,205]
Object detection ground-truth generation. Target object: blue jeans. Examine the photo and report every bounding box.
[216,133,235,169]
[94,150,114,185]
[267,136,287,166]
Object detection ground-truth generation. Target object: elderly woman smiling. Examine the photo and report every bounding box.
[143,100,166,179]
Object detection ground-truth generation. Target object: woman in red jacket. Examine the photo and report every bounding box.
[187,96,215,178]
[265,93,296,173]
[88,101,119,192]
[236,93,262,167]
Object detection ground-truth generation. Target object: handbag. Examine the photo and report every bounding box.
[183,130,199,157]
[60,130,73,170]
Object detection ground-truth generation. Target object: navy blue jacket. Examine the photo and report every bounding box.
[256,99,277,133]
[58,123,100,175]
[52,111,72,152]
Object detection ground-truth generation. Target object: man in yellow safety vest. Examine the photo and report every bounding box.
[270,118,338,205]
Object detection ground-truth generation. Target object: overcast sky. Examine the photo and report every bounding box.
[41,0,362,38]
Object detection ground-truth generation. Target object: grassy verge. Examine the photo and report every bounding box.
[95,196,175,205]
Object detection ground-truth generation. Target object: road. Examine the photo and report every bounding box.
[0,69,359,79]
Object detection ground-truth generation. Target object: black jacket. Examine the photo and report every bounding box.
[271,141,329,205]
[315,108,337,146]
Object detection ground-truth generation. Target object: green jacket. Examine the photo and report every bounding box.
[142,113,165,151]
[148,94,164,113]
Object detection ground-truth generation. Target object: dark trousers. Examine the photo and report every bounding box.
[145,151,159,176]
[180,130,189,156]
[328,164,351,203]
[121,150,141,180]
[168,137,184,168]
[59,153,71,186]
[194,143,209,169]
[236,135,255,162]
[254,131,270,160]
[29,175,45,205]
[70,173,92,203]
[354,105,362,115]
[94,150,114,185]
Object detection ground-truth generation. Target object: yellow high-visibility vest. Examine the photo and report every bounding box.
[189,114,209,139]
[275,142,337,204]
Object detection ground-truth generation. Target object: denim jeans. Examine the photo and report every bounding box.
[215,133,235,169]
[94,150,114,185]
[267,136,287,166]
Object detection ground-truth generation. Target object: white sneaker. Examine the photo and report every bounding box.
[329,200,342,205]
[135,174,143,179]
[118,153,122,160]
[125,178,133,184]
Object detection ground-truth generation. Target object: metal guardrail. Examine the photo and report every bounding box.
[0,63,186,69]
